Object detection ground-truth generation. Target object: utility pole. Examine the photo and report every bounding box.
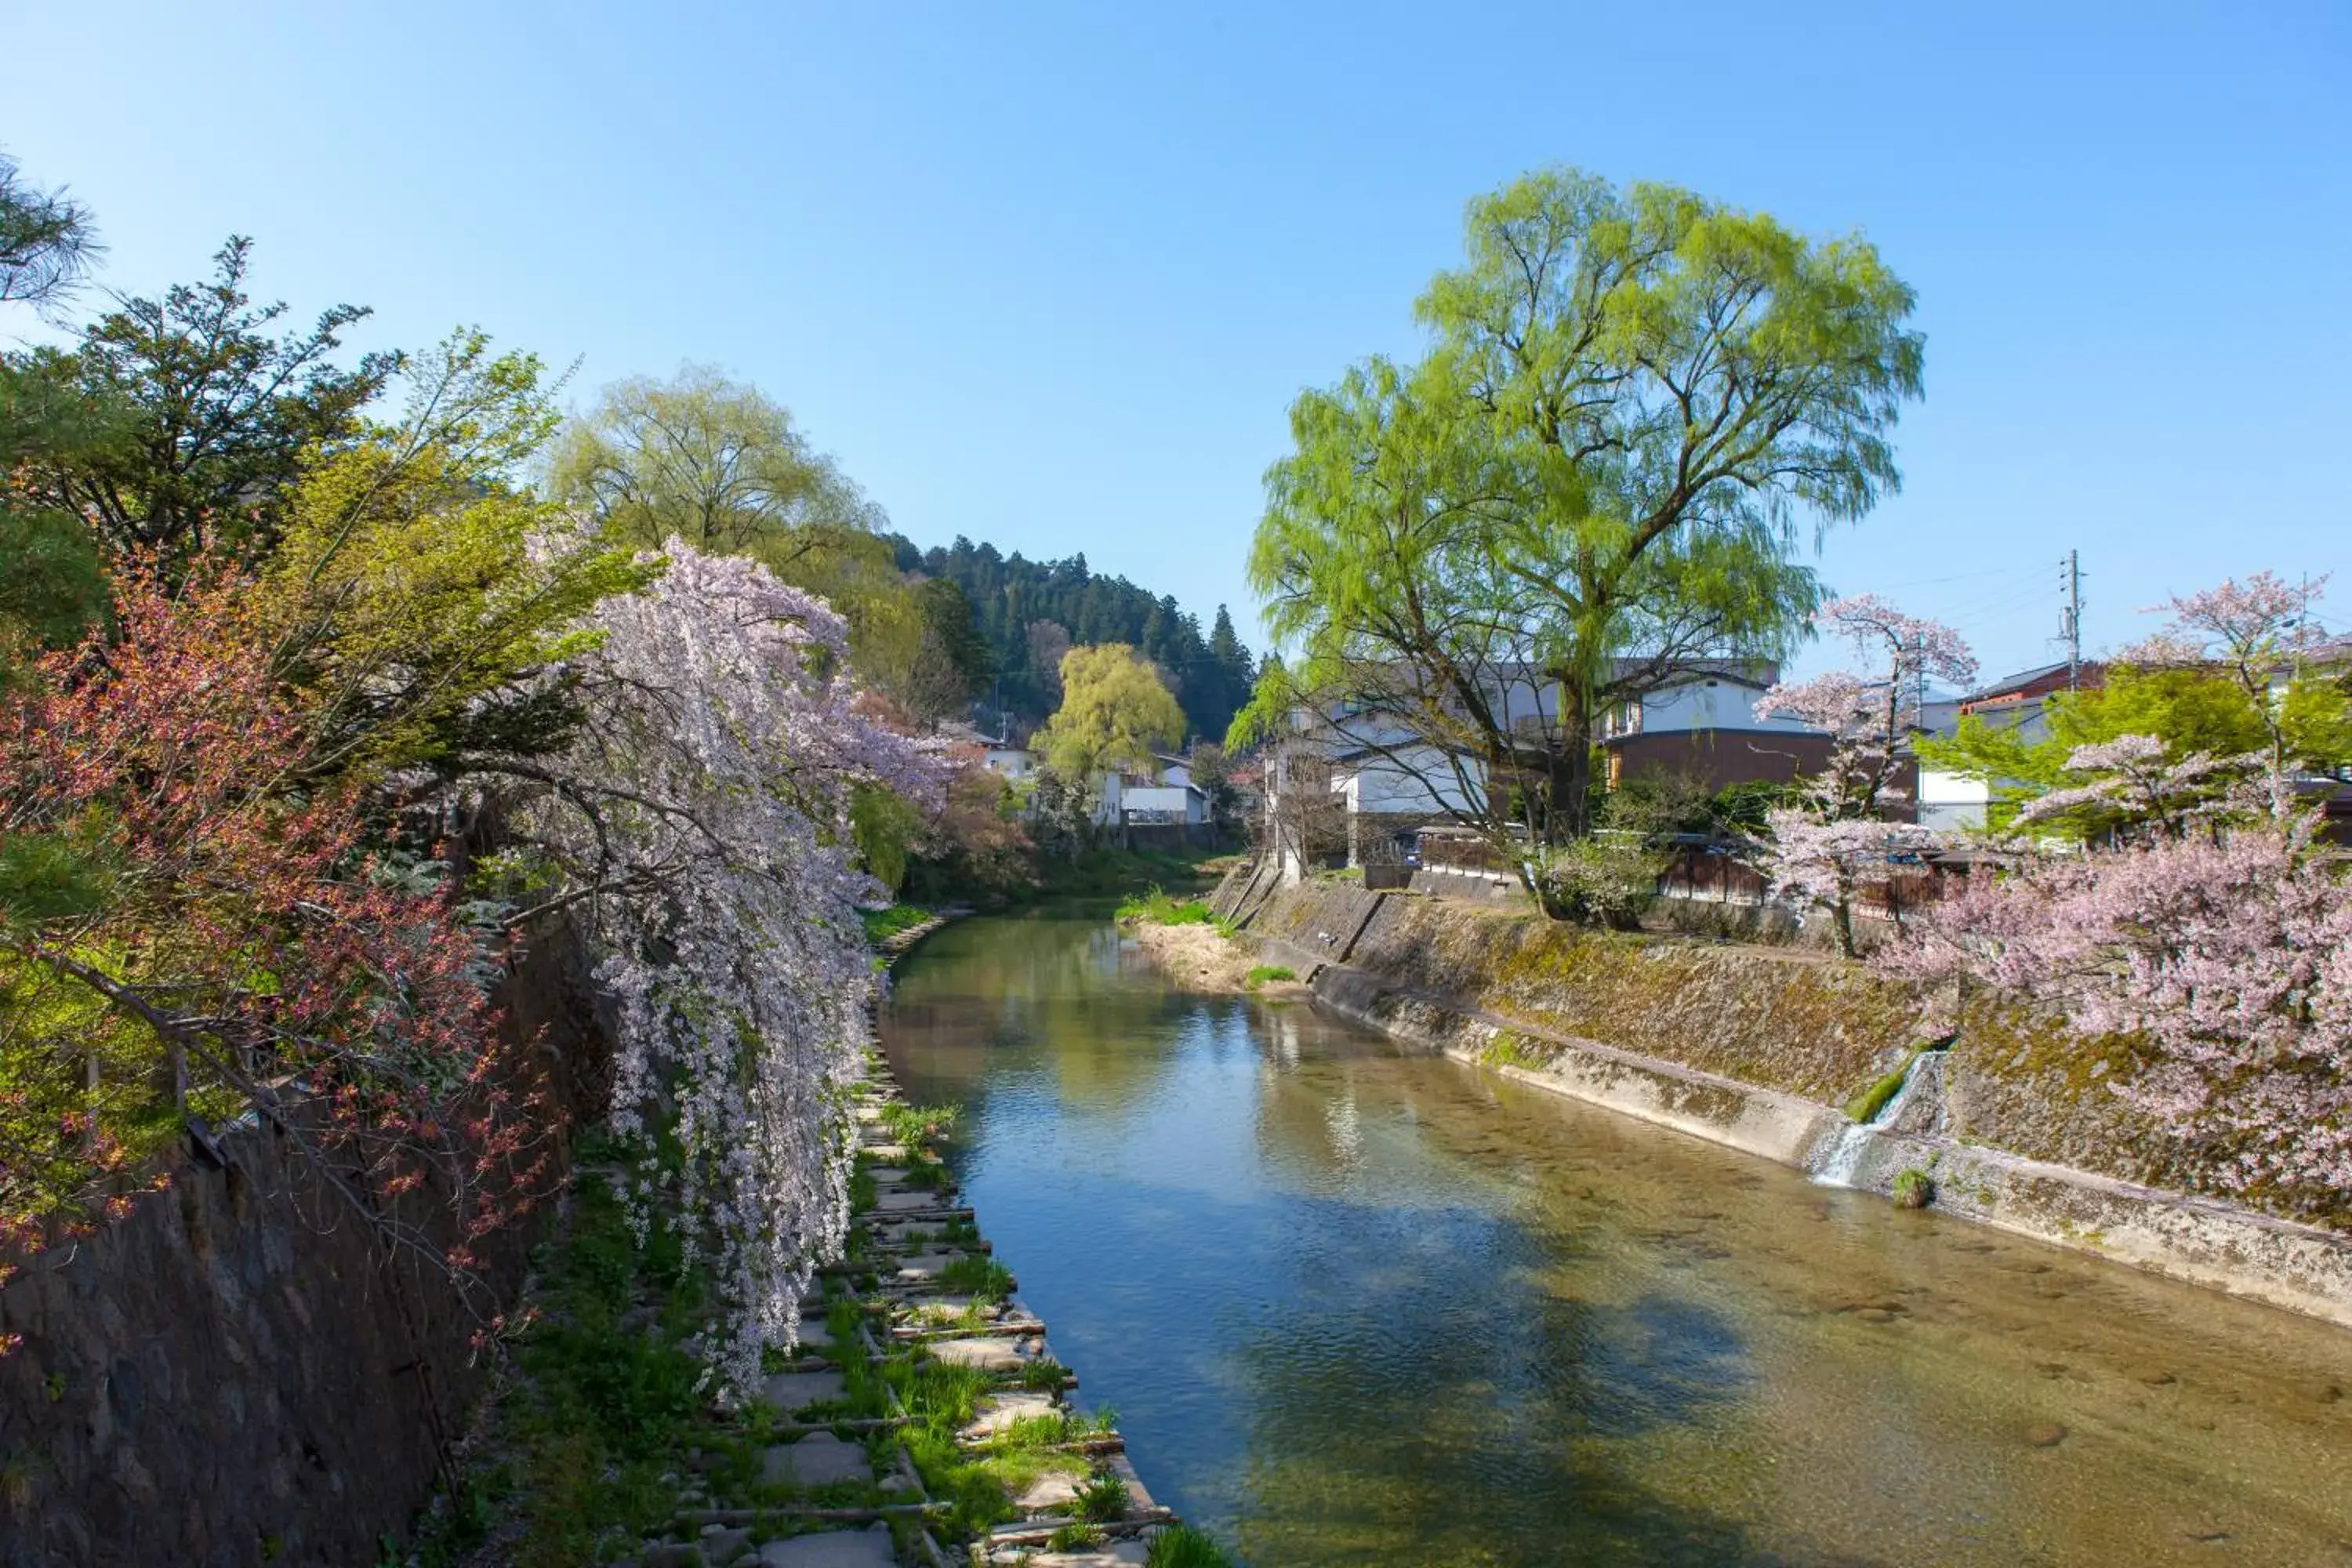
[2060,550,2084,689]
[1913,630,1927,724]
[2296,572,2312,678]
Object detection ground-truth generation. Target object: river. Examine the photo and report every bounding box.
[877,909,2352,1566]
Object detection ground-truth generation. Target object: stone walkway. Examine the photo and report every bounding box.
[602,913,1192,1567]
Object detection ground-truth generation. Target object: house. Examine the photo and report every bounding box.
[1596,661,1835,793]
[1260,658,1830,876]
[1953,662,2102,744]
[982,745,1036,781]
[1327,739,1486,865]
[1120,754,1214,826]
[1119,764,1210,826]
[1912,663,2106,831]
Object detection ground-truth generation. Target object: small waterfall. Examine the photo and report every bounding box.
[1808,1119,1878,1189]
[1808,1050,1940,1189]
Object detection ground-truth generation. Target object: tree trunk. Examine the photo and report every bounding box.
[1548,688,1596,841]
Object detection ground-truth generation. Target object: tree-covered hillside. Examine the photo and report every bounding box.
[888,533,1256,742]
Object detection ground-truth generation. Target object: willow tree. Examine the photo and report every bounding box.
[543,365,916,678]
[1247,168,1923,849]
[1033,643,1185,781]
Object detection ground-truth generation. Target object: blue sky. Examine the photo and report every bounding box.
[6,2,2347,683]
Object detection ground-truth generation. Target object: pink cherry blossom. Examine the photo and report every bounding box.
[1878,813,2352,1209]
[1757,598,1974,953]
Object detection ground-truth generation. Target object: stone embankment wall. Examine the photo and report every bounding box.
[0,923,612,1568]
[1215,871,2352,1330]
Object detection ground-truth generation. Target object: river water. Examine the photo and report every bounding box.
[878,910,2352,1566]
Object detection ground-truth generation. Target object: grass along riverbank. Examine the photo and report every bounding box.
[1115,890,1307,997]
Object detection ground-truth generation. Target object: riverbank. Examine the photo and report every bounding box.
[1120,916,1309,998]
[1197,870,2352,1333]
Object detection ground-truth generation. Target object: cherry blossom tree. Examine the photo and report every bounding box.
[2007,734,2252,844]
[1880,811,2351,1208]
[517,539,941,1393]
[1756,596,1976,954]
[2122,571,2332,814]
[1876,572,2352,1212]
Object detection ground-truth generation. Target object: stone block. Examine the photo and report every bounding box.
[930,1336,1027,1371]
[757,1525,898,1566]
[961,1389,1058,1438]
[761,1432,873,1489]
[760,1370,847,1412]
[1011,1468,1083,1511]
[699,1523,755,1564]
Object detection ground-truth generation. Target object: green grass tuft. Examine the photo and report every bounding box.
[1073,1470,1131,1522]
[1114,884,1236,935]
[1016,1356,1070,1390]
[937,1255,1016,1304]
[1147,1524,1240,1568]
[858,902,935,945]
[1242,964,1295,989]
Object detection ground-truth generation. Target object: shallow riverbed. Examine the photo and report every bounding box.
[879,910,2352,1567]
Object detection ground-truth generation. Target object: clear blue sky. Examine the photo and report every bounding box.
[7,2,2347,683]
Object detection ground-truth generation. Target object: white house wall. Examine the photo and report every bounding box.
[1338,746,1487,815]
[1122,785,1207,823]
[1639,681,1817,735]
[1918,766,1990,832]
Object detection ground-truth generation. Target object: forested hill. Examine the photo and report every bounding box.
[888,533,1257,743]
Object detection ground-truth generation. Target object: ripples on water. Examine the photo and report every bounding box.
[880,912,2352,1567]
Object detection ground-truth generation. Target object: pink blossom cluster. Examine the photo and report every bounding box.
[1755,597,1974,952]
[544,540,942,1393]
[1879,816,2352,1205]
[2012,735,2259,840]
[1762,811,1943,906]
[1810,593,1979,694]
[2132,571,2323,667]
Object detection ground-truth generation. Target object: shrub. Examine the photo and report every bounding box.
[1533,838,1657,928]
[1242,964,1295,989]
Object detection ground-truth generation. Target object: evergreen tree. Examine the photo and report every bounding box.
[882,532,1240,741]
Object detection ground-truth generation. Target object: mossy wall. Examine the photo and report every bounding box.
[1273,887,2341,1232]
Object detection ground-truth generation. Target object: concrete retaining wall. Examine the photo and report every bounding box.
[1246,880,2352,1333]
[0,922,612,1567]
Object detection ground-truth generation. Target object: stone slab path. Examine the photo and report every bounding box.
[593,910,1196,1567]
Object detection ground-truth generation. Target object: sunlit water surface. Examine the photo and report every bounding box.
[878,911,2352,1567]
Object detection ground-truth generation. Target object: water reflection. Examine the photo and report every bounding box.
[880,911,2352,1567]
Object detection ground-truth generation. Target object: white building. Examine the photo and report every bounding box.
[982,745,1036,780]
[1915,768,1991,831]
[1597,666,1817,742]
[1328,742,1486,819]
